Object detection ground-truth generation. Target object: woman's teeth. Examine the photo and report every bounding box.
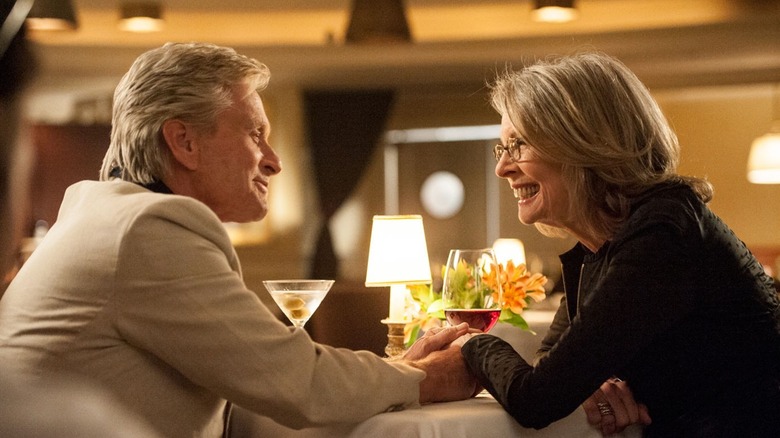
[514,185,540,200]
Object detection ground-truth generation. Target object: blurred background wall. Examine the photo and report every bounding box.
[17,1,780,310]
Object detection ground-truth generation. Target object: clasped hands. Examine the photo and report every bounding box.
[401,323,483,404]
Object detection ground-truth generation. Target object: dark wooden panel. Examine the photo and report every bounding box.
[29,124,110,231]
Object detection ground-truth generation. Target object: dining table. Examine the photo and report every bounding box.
[229,391,643,438]
[230,307,644,437]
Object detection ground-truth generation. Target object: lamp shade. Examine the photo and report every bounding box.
[26,0,78,31]
[747,131,780,184]
[345,0,412,44]
[365,215,432,286]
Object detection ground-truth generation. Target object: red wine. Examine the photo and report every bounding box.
[445,309,500,332]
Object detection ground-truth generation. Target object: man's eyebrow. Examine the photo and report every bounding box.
[260,122,271,137]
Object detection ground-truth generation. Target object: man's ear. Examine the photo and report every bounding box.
[162,119,199,171]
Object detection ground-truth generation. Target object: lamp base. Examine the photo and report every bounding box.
[381,319,407,359]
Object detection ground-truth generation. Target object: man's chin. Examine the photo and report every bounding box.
[219,207,267,224]
[240,211,267,224]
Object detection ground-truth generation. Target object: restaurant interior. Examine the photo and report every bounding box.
[17,0,780,354]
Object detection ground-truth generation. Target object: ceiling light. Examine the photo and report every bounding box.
[119,2,164,33]
[26,0,78,31]
[531,0,579,23]
[345,0,412,44]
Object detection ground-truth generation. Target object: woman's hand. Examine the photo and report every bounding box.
[582,378,651,436]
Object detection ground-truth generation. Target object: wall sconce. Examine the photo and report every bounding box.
[531,0,578,23]
[365,215,431,357]
[26,0,78,31]
[345,0,412,44]
[119,2,164,33]
[747,86,780,184]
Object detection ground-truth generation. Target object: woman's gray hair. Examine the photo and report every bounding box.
[490,52,712,241]
[100,42,270,183]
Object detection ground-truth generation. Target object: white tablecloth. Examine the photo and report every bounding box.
[229,393,643,438]
[230,308,646,437]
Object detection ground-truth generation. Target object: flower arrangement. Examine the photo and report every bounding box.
[487,260,548,330]
[404,261,548,346]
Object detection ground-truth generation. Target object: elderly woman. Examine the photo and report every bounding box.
[461,53,780,437]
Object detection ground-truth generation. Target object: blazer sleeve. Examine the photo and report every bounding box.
[111,199,423,428]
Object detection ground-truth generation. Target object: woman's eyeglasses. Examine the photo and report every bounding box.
[493,138,530,162]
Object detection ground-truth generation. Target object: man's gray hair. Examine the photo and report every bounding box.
[100,42,270,184]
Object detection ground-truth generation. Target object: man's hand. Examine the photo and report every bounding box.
[582,378,652,436]
[402,323,479,403]
[403,323,470,361]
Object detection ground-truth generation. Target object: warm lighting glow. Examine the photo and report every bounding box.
[118,16,163,32]
[531,0,578,23]
[119,2,164,33]
[365,215,432,321]
[492,238,526,266]
[747,131,780,184]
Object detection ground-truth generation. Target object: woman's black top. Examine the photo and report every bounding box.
[462,182,780,437]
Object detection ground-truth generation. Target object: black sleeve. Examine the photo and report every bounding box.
[462,335,532,406]
[533,296,569,365]
[462,335,555,429]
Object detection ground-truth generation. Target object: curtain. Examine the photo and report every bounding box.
[304,90,395,279]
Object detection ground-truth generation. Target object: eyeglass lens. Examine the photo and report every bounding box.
[493,139,524,162]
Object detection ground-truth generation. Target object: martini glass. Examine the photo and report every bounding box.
[263,280,335,329]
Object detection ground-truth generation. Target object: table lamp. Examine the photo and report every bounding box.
[365,215,432,357]
[492,238,526,266]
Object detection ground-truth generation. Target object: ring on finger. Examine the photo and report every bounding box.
[597,402,614,416]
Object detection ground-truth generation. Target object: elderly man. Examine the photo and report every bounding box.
[0,42,476,438]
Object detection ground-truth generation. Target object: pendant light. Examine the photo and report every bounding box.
[531,0,578,23]
[345,0,412,44]
[26,0,78,31]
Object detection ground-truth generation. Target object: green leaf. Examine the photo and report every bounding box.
[405,324,421,348]
[408,284,430,305]
[407,283,441,312]
[426,299,446,320]
[498,309,535,334]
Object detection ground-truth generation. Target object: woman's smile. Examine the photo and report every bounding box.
[513,184,540,201]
